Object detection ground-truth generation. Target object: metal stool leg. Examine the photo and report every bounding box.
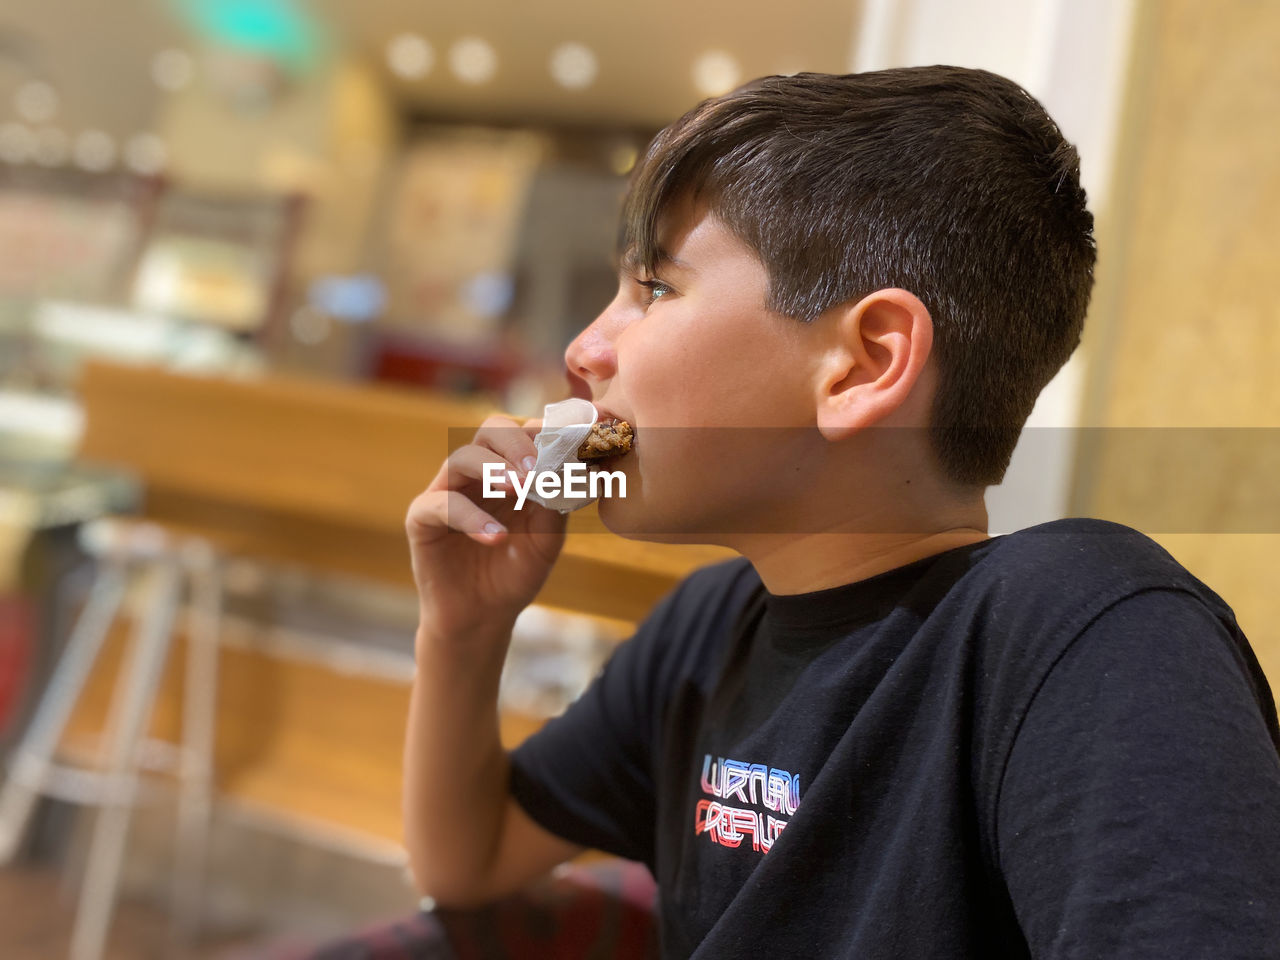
[69,560,183,960]
[170,543,221,946]
[0,560,129,864]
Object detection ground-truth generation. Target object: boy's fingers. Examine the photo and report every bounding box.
[438,446,524,494]
[407,490,507,545]
[475,415,538,473]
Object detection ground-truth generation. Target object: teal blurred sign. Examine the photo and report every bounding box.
[168,0,326,73]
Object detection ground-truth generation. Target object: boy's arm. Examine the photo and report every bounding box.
[996,588,1280,957]
[402,622,583,908]
[401,415,582,906]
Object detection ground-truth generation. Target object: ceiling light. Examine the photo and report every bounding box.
[152,49,195,91]
[449,37,497,85]
[74,130,116,171]
[125,133,168,175]
[0,124,35,164]
[32,128,70,167]
[692,50,741,97]
[15,81,59,123]
[549,42,598,90]
[387,33,433,79]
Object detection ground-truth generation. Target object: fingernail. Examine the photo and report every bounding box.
[483,522,505,536]
[521,456,536,472]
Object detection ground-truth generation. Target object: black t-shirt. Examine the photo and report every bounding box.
[509,518,1280,959]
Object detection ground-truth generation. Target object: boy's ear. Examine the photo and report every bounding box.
[814,288,934,441]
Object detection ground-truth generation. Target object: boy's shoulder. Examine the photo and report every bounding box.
[978,517,1234,618]
[657,519,1240,666]
[673,518,1238,638]
[946,519,1248,701]
[681,517,1220,598]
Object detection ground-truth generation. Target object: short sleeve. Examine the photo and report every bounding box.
[507,563,744,866]
[997,587,1280,959]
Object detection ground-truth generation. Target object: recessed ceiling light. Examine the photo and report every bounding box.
[387,33,434,79]
[125,133,167,175]
[549,42,598,90]
[449,37,497,85]
[32,128,70,167]
[692,50,741,97]
[0,123,36,164]
[152,49,195,91]
[15,81,59,123]
[74,130,116,172]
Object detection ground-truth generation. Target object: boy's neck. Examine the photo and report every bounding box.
[735,512,990,596]
[727,430,992,594]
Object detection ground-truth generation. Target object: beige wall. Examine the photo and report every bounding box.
[1073,0,1280,691]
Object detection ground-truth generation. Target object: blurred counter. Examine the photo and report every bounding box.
[39,358,730,855]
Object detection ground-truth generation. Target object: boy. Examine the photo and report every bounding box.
[403,67,1280,958]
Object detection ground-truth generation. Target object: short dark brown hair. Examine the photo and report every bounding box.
[622,66,1096,487]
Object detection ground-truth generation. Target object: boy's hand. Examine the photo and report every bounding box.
[405,416,567,644]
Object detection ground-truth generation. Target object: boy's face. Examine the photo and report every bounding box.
[563,194,823,538]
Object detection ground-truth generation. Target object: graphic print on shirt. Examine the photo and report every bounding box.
[694,754,801,854]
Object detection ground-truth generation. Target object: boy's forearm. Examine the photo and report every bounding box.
[402,620,515,903]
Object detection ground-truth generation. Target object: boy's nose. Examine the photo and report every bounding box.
[563,318,618,394]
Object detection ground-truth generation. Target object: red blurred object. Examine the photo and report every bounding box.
[0,593,35,737]
[371,332,525,396]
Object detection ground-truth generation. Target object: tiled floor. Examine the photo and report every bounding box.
[0,773,421,959]
[0,863,278,960]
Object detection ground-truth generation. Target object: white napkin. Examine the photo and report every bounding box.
[527,397,600,513]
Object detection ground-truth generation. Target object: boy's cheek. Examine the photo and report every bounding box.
[631,428,773,501]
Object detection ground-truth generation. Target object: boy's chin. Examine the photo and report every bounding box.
[596,494,735,546]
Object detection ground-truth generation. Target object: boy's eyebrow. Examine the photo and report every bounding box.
[619,245,694,276]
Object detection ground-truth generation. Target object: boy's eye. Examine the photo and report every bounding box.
[638,279,673,307]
